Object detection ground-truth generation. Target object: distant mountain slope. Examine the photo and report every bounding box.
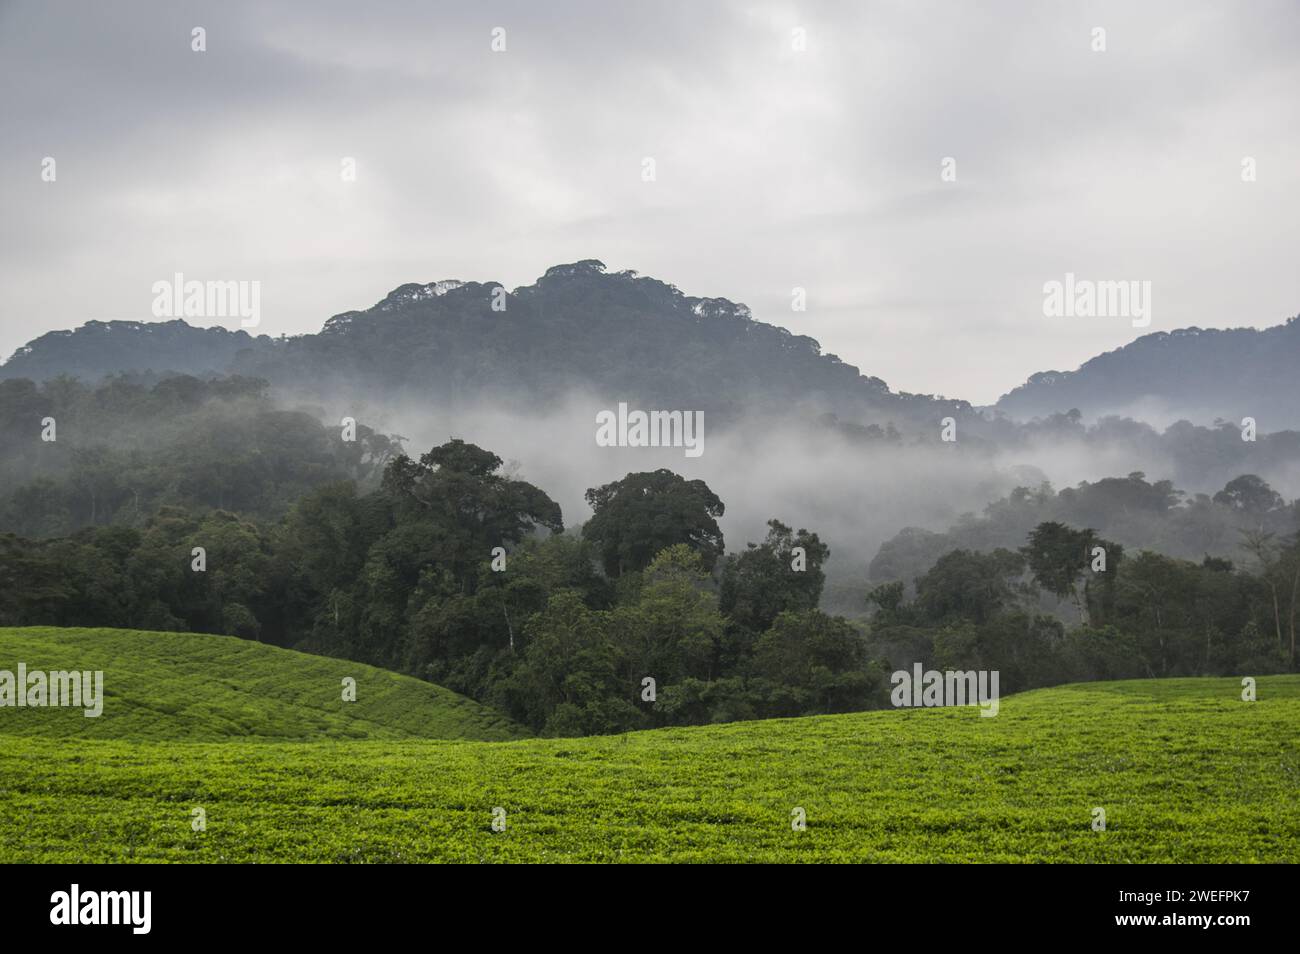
[0,627,527,741]
[996,318,1300,428]
[1,320,276,382]
[1,261,971,430]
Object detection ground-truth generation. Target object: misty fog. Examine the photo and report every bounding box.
[277,388,1300,611]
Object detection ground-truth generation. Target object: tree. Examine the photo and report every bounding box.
[582,469,724,577]
[1239,528,1285,656]
[1021,522,1094,615]
[1214,475,1284,515]
[190,510,270,640]
[914,548,1027,625]
[867,581,908,623]
[381,438,563,592]
[751,611,880,716]
[720,519,828,633]
[495,590,642,736]
[1285,535,1300,666]
[610,545,726,687]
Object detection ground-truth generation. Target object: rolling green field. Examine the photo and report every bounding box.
[0,627,525,741]
[1,628,1297,862]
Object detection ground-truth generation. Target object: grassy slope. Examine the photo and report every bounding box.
[0,627,526,742]
[2,655,1297,861]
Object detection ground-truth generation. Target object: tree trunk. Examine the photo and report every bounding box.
[1289,564,1299,666]
[1268,581,1283,654]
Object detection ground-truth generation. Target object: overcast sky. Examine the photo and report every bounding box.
[2,0,1297,404]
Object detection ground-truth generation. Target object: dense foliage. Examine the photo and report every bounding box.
[870,469,1299,585]
[1,262,959,428]
[3,421,1296,735]
[0,374,400,537]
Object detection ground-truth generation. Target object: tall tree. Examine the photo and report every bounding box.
[1214,475,1284,515]
[381,439,563,592]
[582,469,724,577]
[720,520,829,633]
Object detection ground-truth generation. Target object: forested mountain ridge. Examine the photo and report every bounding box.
[995,317,1300,428]
[0,261,972,429]
[9,263,1297,434]
[1,320,276,382]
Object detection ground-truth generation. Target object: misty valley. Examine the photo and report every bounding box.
[3,2,1298,883]
[2,264,1297,740]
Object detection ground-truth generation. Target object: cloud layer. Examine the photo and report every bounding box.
[2,0,1298,403]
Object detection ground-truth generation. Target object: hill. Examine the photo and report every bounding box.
[996,318,1300,428]
[9,267,1299,435]
[1,672,1295,862]
[0,627,527,742]
[0,261,971,431]
[0,320,276,383]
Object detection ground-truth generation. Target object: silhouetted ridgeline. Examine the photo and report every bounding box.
[996,317,1300,429]
[9,264,1298,439]
[1,261,974,431]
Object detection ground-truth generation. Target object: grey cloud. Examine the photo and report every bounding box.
[1,0,1297,402]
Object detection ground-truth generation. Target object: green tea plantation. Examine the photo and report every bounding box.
[1,628,1296,862]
